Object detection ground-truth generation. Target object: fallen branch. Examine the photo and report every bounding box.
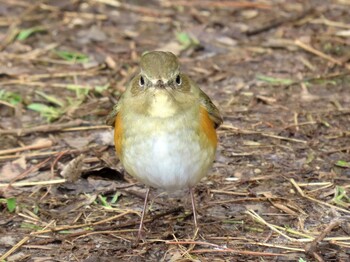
[290,179,350,214]
[294,40,350,71]
[0,211,132,261]
[246,7,315,36]
[221,124,307,144]
[0,139,53,156]
[166,240,286,257]
[0,120,83,136]
[0,179,66,188]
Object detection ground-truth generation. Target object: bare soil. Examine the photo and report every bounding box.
[0,0,350,261]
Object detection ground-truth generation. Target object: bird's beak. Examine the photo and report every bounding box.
[155,79,165,89]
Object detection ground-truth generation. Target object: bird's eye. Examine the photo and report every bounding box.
[139,76,145,87]
[176,74,181,85]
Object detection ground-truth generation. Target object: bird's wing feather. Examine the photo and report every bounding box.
[106,102,121,126]
[193,82,222,129]
[199,92,223,128]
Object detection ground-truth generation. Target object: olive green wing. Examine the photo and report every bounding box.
[198,89,223,129]
[189,77,223,128]
[106,102,121,126]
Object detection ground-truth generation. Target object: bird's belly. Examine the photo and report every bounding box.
[122,130,215,191]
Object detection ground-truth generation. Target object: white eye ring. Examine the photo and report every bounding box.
[176,75,181,85]
[139,76,145,87]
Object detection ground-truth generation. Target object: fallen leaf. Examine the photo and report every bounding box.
[64,135,91,149]
[61,155,85,182]
[77,25,107,44]
[335,160,350,168]
[0,235,17,246]
[0,157,26,182]
[94,130,114,146]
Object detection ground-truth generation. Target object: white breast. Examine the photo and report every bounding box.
[121,114,216,191]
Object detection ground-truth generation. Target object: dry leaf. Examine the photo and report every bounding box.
[0,157,26,182]
[61,154,85,182]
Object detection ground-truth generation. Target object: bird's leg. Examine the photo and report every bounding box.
[189,187,198,229]
[137,187,150,241]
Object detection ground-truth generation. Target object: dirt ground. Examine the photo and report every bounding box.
[1,0,350,261]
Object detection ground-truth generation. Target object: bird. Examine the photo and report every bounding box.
[106,51,222,239]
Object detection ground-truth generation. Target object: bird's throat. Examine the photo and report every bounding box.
[147,91,177,118]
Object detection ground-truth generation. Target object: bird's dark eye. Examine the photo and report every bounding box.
[139,76,145,87]
[176,74,181,85]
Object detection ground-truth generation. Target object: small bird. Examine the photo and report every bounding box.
[106,51,222,239]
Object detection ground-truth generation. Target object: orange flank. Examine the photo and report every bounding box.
[199,106,217,148]
[114,114,123,156]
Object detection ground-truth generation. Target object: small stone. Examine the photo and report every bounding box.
[254,168,262,174]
